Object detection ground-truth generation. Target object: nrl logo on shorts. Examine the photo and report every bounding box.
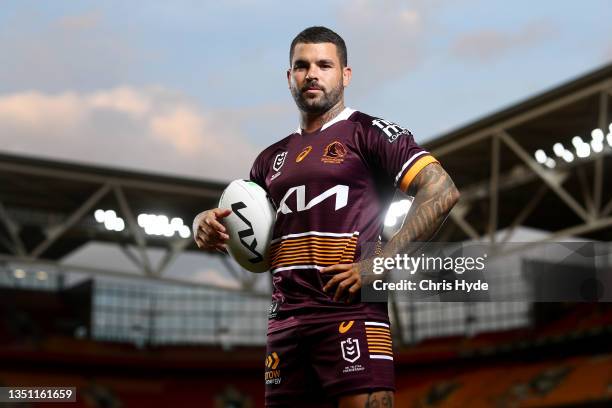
[340,337,360,363]
[273,152,288,171]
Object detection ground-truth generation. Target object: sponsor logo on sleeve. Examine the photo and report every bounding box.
[372,118,410,143]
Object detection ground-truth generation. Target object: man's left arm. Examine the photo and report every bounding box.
[380,162,460,257]
[321,162,460,302]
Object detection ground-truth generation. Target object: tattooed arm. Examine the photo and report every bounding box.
[337,389,394,408]
[321,162,459,303]
[380,162,460,260]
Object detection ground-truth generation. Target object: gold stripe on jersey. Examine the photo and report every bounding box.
[366,337,393,343]
[270,245,357,258]
[399,154,439,192]
[365,327,391,332]
[366,328,391,333]
[369,342,393,347]
[366,326,393,356]
[369,347,393,352]
[270,233,358,269]
[365,334,392,339]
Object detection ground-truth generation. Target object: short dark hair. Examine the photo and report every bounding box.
[289,26,347,67]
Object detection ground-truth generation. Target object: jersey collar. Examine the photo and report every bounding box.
[295,107,356,135]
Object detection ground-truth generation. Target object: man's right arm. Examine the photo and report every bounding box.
[192,208,232,254]
[195,148,267,254]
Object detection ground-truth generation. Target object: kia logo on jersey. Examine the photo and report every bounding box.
[277,185,349,215]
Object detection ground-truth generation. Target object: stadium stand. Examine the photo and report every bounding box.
[1,279,612,407]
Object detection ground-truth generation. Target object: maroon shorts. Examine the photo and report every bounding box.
[264,319,395,407]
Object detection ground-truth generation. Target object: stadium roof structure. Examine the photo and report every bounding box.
[0,62,611,289]
[0,153,260,289]
[425,61,612,245]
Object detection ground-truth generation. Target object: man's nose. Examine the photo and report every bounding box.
[306,65,319,80]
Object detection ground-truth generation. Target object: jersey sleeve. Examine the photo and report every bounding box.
[249,151,268,192]
[357,115,439,193]
[249,154,268,191]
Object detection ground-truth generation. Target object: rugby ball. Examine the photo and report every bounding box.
[218,179,275,273]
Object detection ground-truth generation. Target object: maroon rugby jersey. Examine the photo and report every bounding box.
[249,108,438,333]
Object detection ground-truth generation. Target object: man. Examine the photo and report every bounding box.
[194,26,460,408]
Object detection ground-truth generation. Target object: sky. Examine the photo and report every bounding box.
[1,1,611,287]
[1,0,611,183]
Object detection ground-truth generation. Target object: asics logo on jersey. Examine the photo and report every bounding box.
[277,185,349,215]
[296,146,312,162]
[372,118,409,143]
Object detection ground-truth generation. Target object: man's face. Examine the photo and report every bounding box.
[287,42,351,115]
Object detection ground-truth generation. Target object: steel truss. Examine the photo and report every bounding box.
[436,80,612,249]
[0,159,267,294]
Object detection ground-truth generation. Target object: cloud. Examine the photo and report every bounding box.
[0,91,85,131]
[150,107,210,155]
[334,0,473,100]
[89,87,152,117]
[450,20,558,62]
[0,86,259,181]
[0,9,139,93]
[337,0,428,81]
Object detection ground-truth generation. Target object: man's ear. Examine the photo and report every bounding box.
[343,66,352,87]
[286,68,291,89]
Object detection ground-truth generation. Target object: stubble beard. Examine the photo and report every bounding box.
[291,79,344,115]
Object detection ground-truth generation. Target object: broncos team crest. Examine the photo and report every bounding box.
[321,141,346,164]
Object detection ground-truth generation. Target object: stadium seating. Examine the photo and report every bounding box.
[2,282,612,407]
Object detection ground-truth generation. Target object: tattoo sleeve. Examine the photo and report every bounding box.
[364,390,394,408]
[377,162,460,266]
